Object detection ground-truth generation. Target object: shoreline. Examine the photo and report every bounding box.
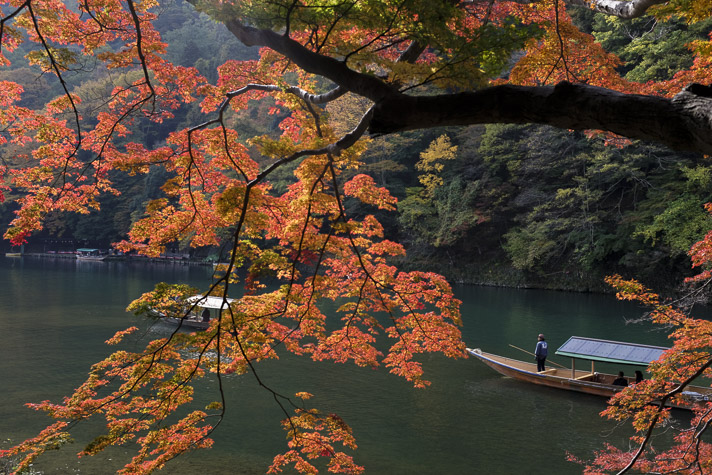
[7,252,214,266]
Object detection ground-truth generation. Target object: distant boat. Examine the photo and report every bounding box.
[5,245,24,257]
[76,248,107,261]
[468,336,712,410]
[160,294,236,330]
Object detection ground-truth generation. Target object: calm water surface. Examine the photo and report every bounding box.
[0,257,680,474]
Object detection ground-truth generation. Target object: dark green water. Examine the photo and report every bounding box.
[0,257,676,474]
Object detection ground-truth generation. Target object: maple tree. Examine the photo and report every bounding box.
[1,0,712,473]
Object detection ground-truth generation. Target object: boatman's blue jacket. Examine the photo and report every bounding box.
[535,341,548,358]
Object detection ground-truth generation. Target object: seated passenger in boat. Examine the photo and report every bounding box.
[612,371,628,386]
[201,308,211,322]
[635,370,644,383]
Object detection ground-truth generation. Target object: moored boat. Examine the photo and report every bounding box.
[6,245,24,257]
[161,294,236,330]
[76,248,107,261]
[468,336,712,410]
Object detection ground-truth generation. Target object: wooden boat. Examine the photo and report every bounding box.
[161,294,235,330]
[76,248,107,261]
[467,336,712,409]
[6,245,24,257]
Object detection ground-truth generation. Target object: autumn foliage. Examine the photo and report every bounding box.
[1,0,712,473]
[571,212,712,474]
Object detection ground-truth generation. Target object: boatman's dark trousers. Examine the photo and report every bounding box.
[537,358,546,372]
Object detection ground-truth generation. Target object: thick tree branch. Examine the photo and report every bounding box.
[370,82,712,156]
[210,5,712,156]
[219,18,396,102]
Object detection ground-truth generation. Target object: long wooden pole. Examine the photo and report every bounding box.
[508,344,568,369]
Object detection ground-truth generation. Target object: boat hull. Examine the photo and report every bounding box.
[467,348,712,409]
[468,348,620,399]
[163,316,210,330]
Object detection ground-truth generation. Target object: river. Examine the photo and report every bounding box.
[0,256,680,474]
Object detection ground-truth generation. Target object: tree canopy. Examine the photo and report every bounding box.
[1,0,712,473]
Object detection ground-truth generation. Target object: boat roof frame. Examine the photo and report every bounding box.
[186,294,235,309]
[555,336,668,366]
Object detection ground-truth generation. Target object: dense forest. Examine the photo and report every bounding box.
[2,0,711,292]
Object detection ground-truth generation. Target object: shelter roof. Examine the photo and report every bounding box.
[555,336,668,366]
[186,295,235,309]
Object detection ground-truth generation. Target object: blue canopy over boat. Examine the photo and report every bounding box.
[555,336,668,366]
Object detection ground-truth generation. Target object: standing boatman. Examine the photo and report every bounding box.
[535,334,548,372]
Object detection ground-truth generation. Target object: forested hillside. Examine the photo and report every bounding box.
[0,0,259,252]
[2,0,710,292]
[395,125,712,291]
